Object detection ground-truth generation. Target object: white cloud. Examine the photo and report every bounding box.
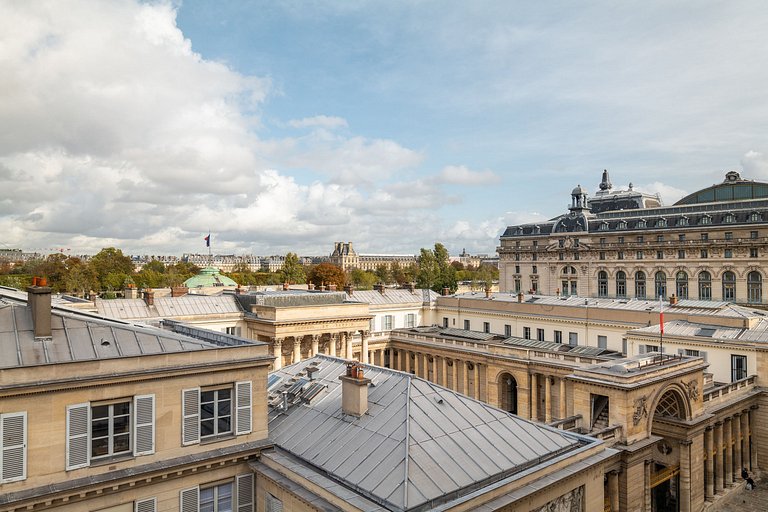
[741,150,768,180]
[435,165,501,186]
[288,115,348,129]
[636,182,689,206]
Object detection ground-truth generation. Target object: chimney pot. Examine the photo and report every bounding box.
[344,284,354,296]
[144,290,155,306]
[27,278,52,339]
[339,369,371,417]
[517,292,524,303]
[485,287,491,298]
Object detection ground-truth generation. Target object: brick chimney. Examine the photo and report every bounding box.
[27,277,52,339]
[404,282,415,293]
[344,284,354,296]
[374,283,385,294]
[339,364,371,417]
[669,294,678,305]
[282,282,290,291]
[485,287,491,298]
[171,286,188,298]
[517,292,524,303]
[143,290,155,306]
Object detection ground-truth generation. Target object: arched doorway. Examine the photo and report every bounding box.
[650,388,690,512]
[499,373,518,414]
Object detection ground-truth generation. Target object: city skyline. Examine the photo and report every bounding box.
[2,1,768,256]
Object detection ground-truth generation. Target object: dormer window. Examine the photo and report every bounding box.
[701,215,712,225]
[638,219,647,228]
[617,221,627,230]
[750,212,761,222]
[679,216,689,226]
[657,218,667,228]
[599,222,609,231]
[724,212,735,223]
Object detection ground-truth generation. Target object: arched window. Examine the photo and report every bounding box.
[675,271,688,299]
[722,271,736,301]
[750,212,761,222]
[655,271,667,299]
[635,271,646,299]
[616,271,627,298]
[698,271,712,300]
[748,271,762,304]
[561,266,578,296]
[597,271,608,297]
[499,374,518,414]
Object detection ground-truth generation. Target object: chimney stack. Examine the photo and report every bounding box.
[143,290,155,306]
[328,283,337,291]
[308,283,316,291]
[517,292,524,303]
[404,282,415,293]
[124,284,138,299]
[669,294,678,305]
[282,282,290,291]
[27,277,52,339]
[171,286,188,298]
[485,287,491,298]
[339,363,371,417]
[374,283,385,294]
[344,284,354,296]
[442,287,450,296]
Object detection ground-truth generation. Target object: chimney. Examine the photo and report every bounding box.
[143,290,155,306]
[404,282,415,293]
[442,287,450,296]
[235,285,243,295]
[374,283,385,294]
[328,283,337,291]
[308,283,316,291]
[124,285,139,299]
[171,286,188,298]
[344,284,354,296]
[485,287,491,298]
[339,364,371,417]
[517,292,524,303]
[283,282,290,291]
[669,294,678,306]
[27,277,52,339]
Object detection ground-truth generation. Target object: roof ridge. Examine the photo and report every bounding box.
[403,373,411,509]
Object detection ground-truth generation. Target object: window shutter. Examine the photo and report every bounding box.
[134,394,155,456]
[1,412,26,483]
[180,487,199,512]
[66,403,90,470]
[701,351,708,362]
[235,381,252,435]
[265,494,283,512]
[182,389,200,445]
[135,497,156,512]
[638,345,646,354]
[237,473,254,512]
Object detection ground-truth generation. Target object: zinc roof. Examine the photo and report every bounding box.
[96,295,241,320]
[348,289,439,306]
[633,318,768,343]
[267,356,590,511]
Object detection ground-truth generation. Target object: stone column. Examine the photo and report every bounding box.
[705,426,714,501]
[608,470,619,512]
[742,410,751,471]
[345,331,354,360]
[328,334,337,357]
[530,373,538,421]
[559,377,567,420]
[725,418,733,487]
[440,357,448,387]
[454,359,461,392]
[679,440,692,512]
[715,421,724,494]
[462,362,470,397]
[644,460,652,512]
[478,363,487,402]
[310,335,319,357]
[750,405,758,471]
[734,413,742,483]
[360,330,369,364]
[272,337,283,370]
[405,351,412,374]
[292,337,301,364]
[544,376,552,423]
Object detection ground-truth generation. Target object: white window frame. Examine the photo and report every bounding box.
[180,474,254,512]
[182,382,251,446]
[383,315,394,330]
[0,412,27,483]
[405,313,416,328]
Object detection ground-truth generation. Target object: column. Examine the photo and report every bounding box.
[310,335,319,357]
[749,405,758,471]
[679,440,692,512]
[608,471,619,512]
[741,410,750,471]
[545,376,552,423]
[399,349,406,371]
[725,417,733,487]
[478,363,487,402]
[405,351,412,374]
[345,331,354,360]
[272,337,283,370]
[714,421,724,494]
[440,357,448,387]
[360,331,369,364]
[644,460,652,512]
[474,363,481,399]
[559,377,567,419]
[328,334,337,357]
[734,413,742,483]
[462,362,470,397]
[705,426,714,501]
[454,359,461,392]
[292,337,301,364]
[530,373,538,421]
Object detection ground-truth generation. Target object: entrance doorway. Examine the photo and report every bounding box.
[499,373,518,414]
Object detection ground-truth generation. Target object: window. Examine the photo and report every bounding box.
[265,492,282,512]
[599,237,606,247]
[574,253,580,260]
[635,271,646,299]
[442,317,449,328]
[698,271,712,300]
[66,395,154,470]
[532,253,538,261]
[515,265,520,274]
[724,249,733,258]
[533,240,538,247]
[617,251,624,260]
[523,327,531,339]
[722,271,736,301]
[554,330,562,344]
[504,324,512,337]
[599,252,606,260]
[598,271,608,297]
[532,265,538,274]
[638,219,647,228]
[701,249,708,259]
[701,216,711,225]
[514,279,521,292]
[516,241,521,248]
[559,252,564,260]
[725,232,733,241]
[657,234,664,242]
[598,335,607,349]
[656,250,664,259]
[616,271,627,298]
[405,313,416,328]
[617,221,627,230]
[568,332,578,346]
[464,319,470,330]
[701,232,709,240]
[751,213,761,222]
[658,218,667,228]
[483,322,490,333]
[684,349,700,357]
[383,315,394,330]
[180,474,254,512]
[731,355,748,382]
[617,236,624,244]
[678,234,686,241]
[0,412,26,483]
[724,213,735,223]
[679,217,689,226]
[559,239,565,248]
[655,272,666,299]
[182,382,251,446]
[599,222,608,231]
[675,271,688,299]
[751,230,759,239]
[515,253,520,261]
[537,328,545,341]
[641,344,659,353]
[531,279,538,293]
[225,326,240,336]
[750,248,759,258]
[636,251,644,259]
[678,250,685,259]
[637,235,644,243]
[748,271,762,304]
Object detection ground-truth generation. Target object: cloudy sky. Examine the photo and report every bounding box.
[2,1,768,257]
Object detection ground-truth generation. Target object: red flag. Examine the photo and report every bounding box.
[659,296,664,334]
[204,234,210,247]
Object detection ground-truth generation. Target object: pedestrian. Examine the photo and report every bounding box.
[746,477,756,490]
[742,468,749,480]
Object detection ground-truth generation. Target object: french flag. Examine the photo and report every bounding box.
[659,296,664,334]
[204,234,210,247]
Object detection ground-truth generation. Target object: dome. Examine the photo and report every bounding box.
[183,267,238,288]
[571,185,586,195]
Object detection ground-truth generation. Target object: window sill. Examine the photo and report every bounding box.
[200,433,236,446]
[90,453,135,467]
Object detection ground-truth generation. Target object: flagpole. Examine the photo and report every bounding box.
[208,231,212,267]
[659,296,664,361]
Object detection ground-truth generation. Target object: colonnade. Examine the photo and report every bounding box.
[703,406,758,501]
[270,330,369,370]
[387,348,488,401]
[528,372,568,423]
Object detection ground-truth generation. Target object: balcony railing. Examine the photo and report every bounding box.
[703,375,756,403]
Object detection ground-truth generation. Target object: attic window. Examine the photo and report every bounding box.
[696,327,716,337]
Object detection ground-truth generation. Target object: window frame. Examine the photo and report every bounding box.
[182,382,251,446]
[0,412,27,483]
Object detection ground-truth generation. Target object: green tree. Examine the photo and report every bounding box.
[348,268,377,290]
[307,263,346,290]
[374,264,391,285]
[417,243,457,293]
[143,260,166,274]
[281,252,306,284]
[89,248,134,291]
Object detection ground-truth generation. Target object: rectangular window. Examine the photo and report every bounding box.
[684,349,700,357]
[636,251,644,259]
[559,239,565,248]
[597,335,607,349]
[0,412,27,483]
[405,313,416,328]
[483,322,490,333]
[66,395,154,470]
[750,248,759,258]
[574,253,580,260]
[732,355,747,381]
[599,237,606,247]
[200,481,233,512]
[523,327,531,339]
[678,234,685,241]
[617,236,624,244]
[559,252,564,260]
[180,474,254,512]
[515,253,520,261]
[537,328,545,341]
[442,317,449,328]
[265,493,282,512]
[657,251,664,259]
[383,315,394,330]
[532,265,538,274]
[532,253,538,261]
[568,332,578,346]
[701,249,708,259]
[599,252,605,260]
[182,382,251,446]
[701,233,709,240]
[514,279,521,292]
[464,319,470,330]
[751,230,758,239]
[622,338,628,355]
[725,249,733,258]
[657,235,664,242]
[637,235,644,243]
[504,324,512,337]
[617,251,624,260]
[515,265,520,274]
[725,232,733,241]
[533,240,538,247]
[554,330,562,344]
[678,250,685,259]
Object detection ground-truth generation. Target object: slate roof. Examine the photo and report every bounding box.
[267,356,594,511]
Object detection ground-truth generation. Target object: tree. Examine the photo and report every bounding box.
[89,248,134,291]
[307,263,346,290]
[348,268,377,290]
[374,264,391,285]
[281,252,306,284]
[417,243,457,294]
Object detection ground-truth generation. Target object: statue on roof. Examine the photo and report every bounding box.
[599,169,612,191]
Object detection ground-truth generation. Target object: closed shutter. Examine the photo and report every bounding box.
[236,473,254,512]
[235,381,252,435]
[701,351,708,362]
[638,345,646,354]
[66,403,90,470]
[180,487,199,512]
[265,493,283,512]
[134,497,156,512]
[182,388,200,445]
[1,412,26,483]
[133,395,155,456]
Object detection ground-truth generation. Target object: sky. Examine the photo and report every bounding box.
[2,1,768,258]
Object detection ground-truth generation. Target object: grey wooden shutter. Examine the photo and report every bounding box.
[182,388,200,445]
[1,412,26,483]
[638,345,646,354]
[701,351,708,362]
[134,394,155,456]
[180,487,199,512]
[236,473,254,512]
[134,497,156,512]
[235,381,252,435]
[265,493,283,512]
[66,403,90,470]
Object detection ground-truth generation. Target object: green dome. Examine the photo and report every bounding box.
[183,267,238,288]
